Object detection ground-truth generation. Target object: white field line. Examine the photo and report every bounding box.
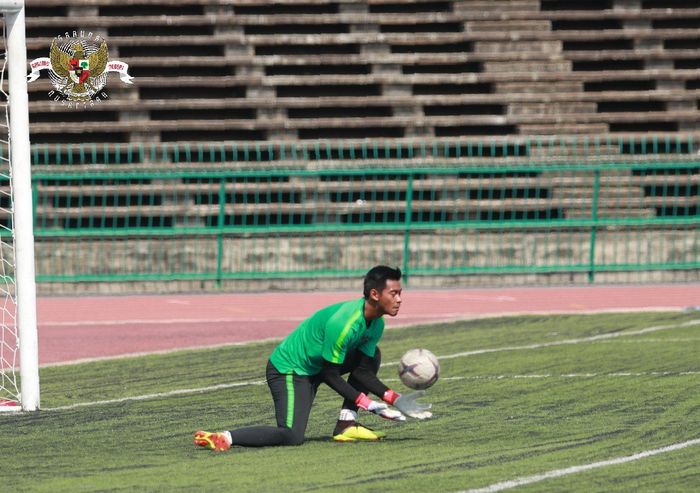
[461,438,700,493]
[383,318,700,367]
[38,336,700,369]
[40,337,284,369]
[36,318,699,413]
[43,380,267,412]
[39,371,699,412]
[595,338,700,344]
[437,371,700,382]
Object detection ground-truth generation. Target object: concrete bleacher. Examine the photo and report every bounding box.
[11,0,698,255]
[33,173,564,226]
[5,0,696,292]
[26,165,697,233]
[21,0,700,144]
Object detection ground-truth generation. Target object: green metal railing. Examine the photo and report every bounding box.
[22,134,700,167]
[16,147,697,285]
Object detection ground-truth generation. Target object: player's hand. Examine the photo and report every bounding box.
[373,404,406,421]
[393,390,433,419]
[356,392,406,421]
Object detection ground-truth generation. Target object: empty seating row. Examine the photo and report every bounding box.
[13,0,700,143]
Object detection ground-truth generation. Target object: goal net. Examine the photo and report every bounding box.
[0,0,39,412]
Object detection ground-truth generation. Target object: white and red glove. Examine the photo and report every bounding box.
[355,392,406,421]
[383,389,433,419]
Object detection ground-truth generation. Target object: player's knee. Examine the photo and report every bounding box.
[280,426,305,446]
[288,435,305,446]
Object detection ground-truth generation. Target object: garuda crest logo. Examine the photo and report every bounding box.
[28,33,134,104]
[50,40,108,101]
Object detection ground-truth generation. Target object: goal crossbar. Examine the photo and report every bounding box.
[0,1,22,12]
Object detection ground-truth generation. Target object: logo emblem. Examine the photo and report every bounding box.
[68,54,90,85]
[28,32,134,105]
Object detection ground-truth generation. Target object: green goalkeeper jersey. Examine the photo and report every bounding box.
[269,297,385,376]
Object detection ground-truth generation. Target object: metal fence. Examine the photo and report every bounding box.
[11,137,697,289]
[23,134,700,168]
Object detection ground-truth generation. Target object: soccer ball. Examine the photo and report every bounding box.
[398,348,440,390]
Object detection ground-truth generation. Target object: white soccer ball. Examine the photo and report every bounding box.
[398,348,440,390]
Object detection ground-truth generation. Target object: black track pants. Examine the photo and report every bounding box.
[228,360,321,446]
[228,350,381,447]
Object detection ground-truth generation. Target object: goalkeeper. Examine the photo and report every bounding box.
[195,265,432,452]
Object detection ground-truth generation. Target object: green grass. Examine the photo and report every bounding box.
[2,311,699,492]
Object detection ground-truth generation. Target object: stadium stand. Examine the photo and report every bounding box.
[5,0,698,291]
[22,0,700,143]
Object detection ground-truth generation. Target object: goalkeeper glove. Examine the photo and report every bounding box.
[383,389,433,420]
[355,393,406,421]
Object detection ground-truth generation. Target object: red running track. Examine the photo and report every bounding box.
[37,284,700,366]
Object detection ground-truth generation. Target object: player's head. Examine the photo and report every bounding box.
[363,266,403,316]
[363,265,401,299]
[364,265,401,299]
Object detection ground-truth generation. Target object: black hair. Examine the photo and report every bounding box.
[363,265,402,299]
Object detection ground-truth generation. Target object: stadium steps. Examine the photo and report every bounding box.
[24,170,697,228]
[16,1,700,142]
[25,109,700,133]
[25,89,700,112]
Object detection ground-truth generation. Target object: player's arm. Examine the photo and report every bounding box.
[319,358,362,402]
[319,351,394,403]
[320,359,405,421]
[352,330,432,419]
[346,354,433,420]
[345,350,390,397]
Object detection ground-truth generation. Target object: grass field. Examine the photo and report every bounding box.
[2,311,699,492]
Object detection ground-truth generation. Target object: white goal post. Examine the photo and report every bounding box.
[0,0,39,412]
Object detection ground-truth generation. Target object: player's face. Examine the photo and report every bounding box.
[377,279,402,317]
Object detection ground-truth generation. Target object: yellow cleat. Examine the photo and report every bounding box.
[333,423,387,442]
[194,430,231,452]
